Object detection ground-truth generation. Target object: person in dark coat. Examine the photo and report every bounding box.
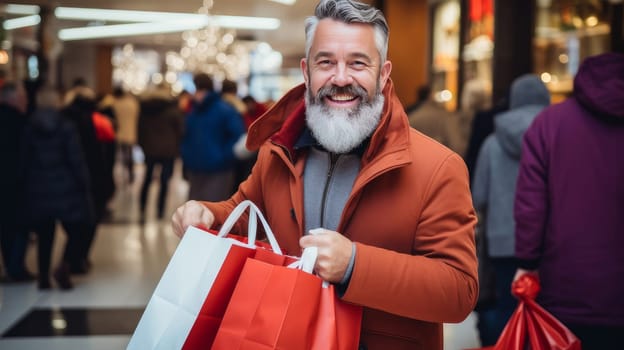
[513,52,624,350]
[137,84,184,222]
[19,86,95,290]
[0,81,33,282]
[61,85,103,273]
[471,74,550,345]
[463,95,508,181]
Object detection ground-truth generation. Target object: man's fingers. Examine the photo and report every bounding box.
[171,200,213,238]
[300,228,329,247]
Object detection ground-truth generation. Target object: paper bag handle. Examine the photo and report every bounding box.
[216,200,282,255]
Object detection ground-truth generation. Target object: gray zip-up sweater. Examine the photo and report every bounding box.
[471,75,550,257]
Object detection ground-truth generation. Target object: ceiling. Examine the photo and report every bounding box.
[3,0,319,61]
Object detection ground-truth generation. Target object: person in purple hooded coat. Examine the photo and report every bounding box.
[513,52,624,350]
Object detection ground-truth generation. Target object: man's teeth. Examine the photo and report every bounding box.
[331,94,356,101]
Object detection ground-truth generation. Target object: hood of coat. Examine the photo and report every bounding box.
[574,52,624,122]
[494,74,550,159]
[246,79,411,163]
[31,107,62,135]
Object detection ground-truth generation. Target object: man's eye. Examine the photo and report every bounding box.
[317,60,333,67]
[352,61,367,68]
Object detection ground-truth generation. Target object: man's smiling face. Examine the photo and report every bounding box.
[301,18,391,112]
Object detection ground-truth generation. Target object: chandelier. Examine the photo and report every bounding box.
[166,0,250,85]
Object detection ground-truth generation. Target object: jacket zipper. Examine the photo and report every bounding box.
[320,153,339,227]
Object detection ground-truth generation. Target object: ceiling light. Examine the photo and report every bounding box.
[3,15,41,30]
[58,20,208,41]
[268,0,297,4]
[212,15,279,30]
[4,4,40,15]
[54,7,203,23]
[54,7,280,30]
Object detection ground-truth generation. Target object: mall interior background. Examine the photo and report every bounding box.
[2,0,622,114]
[0,1,623,349]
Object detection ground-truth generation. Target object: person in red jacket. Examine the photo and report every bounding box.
[171,1,478,349]
[241,95,268,129]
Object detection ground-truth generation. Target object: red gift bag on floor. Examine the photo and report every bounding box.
[128,200,286,350]
[468,274,581,350]
[211,247,363,350]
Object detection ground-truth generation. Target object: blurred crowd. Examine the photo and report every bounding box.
[0,72,270,291]
[1,49,623,349]
[403,51,624,349]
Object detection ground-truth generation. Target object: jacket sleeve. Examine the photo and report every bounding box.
[514,114,549,270]
[343,153,478,323]
[471,135,493,211]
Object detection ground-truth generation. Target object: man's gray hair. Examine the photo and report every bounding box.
[304,0,389,63]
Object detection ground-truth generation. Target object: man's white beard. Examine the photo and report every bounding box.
[305,89,384,154]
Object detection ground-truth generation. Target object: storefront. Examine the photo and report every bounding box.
[430,0,461,111]
[534,0,614,102]
[428,0,494,113]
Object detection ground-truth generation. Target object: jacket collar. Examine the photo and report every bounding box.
[246,79,411,165]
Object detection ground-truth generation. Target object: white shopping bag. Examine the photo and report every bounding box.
[127,200,282,350]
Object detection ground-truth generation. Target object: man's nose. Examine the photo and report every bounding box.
[331,63,353,86]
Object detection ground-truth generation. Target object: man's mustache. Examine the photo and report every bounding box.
[315,84,369,103]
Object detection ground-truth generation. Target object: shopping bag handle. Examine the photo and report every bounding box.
[216,200,282,255]
[287,246,331,288]
[287,246,318,274]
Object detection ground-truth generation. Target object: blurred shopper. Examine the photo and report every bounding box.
[513,52,624,349]
[241,95,268,129]
[180,73,245,201]
[471,74,550,346]
[233,95,269,185]
[221,79,254,194]
[96,93,118,219]
[61,83,105,273]
[137,84,184,222]
[0,81,34,282]
[463,95,509,180]
[407,84,462,153]
[112,86,140,184]
[177,90,193,114]
[221,79,247,115]
[458,75,492,157]
[19,86,95,290]
[404,84,431,115]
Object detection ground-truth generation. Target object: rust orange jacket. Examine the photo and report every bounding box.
[201,80,478,349]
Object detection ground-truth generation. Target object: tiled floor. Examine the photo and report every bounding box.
[0,158,482,350]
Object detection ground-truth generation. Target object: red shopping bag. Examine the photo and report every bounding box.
[182,201,293,350]
[468,274,581,350]
[128,200,286,350]
[211,247,363,350]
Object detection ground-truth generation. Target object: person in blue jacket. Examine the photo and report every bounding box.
[181,73,245,201]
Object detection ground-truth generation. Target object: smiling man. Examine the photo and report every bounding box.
[171,1,478,349]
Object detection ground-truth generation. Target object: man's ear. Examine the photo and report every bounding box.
[301,58,309,85]
[379,60,392,89]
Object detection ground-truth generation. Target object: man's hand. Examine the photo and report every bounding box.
[299,228,353,283]
[171,200,215,238]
